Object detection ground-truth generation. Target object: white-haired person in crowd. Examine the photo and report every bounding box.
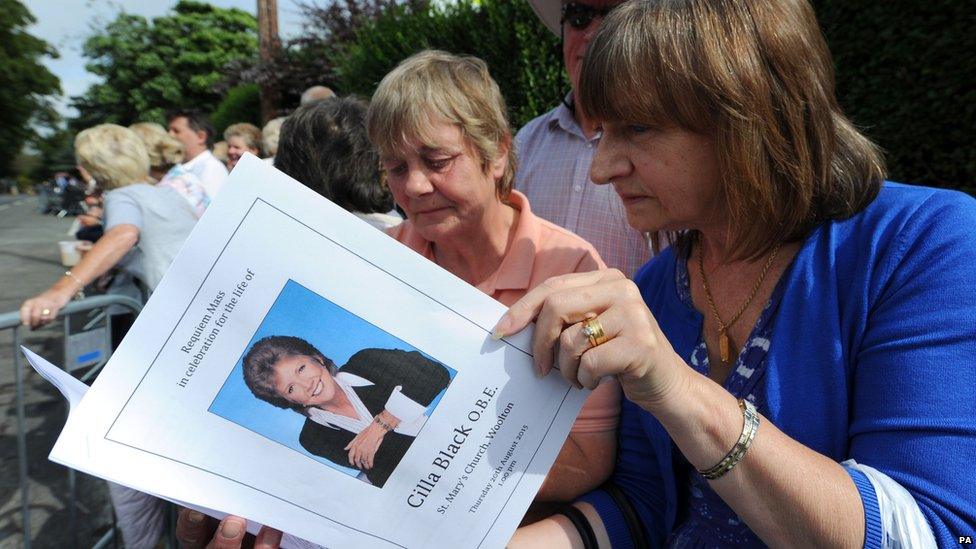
[20,123,199,548]
[224,122,263,171]
[261,116,287,164]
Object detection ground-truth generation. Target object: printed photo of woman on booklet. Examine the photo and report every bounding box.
[242,335,451,488]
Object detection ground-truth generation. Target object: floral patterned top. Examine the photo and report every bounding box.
[157,164,210,218]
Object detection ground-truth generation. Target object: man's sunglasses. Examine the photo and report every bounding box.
[560,2,616,30]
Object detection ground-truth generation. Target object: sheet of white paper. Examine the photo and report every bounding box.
[21,346,88,411]
[42,154,588,548]
[20,346,282,542]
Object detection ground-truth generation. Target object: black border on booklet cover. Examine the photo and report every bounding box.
[103,198,575,548]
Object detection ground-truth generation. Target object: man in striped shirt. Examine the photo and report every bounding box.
[516,0,651,276]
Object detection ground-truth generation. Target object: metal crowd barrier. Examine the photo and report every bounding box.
[0,294,143,549]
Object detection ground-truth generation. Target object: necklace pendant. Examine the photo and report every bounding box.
[719,333,730,364]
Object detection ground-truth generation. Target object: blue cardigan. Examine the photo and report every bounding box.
[579,183,976,547]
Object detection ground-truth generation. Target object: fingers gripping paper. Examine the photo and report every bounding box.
[28,154,587,548]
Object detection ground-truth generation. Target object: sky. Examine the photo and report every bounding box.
[25,0,307,118]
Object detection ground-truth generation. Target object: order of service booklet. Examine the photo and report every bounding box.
[24,153,589,548]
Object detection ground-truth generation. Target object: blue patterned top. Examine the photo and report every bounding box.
[666,254,787,548]
[577,183,976,548]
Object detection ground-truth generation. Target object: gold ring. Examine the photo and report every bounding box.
[41,308,51,316]
[581,317,608,348]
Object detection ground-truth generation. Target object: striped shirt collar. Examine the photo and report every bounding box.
[547,93,600,143]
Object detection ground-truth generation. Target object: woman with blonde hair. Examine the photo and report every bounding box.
[224,122,263,170]
[128,122,183,180]
[499,0,976,547]
[20,123,198,548]
[21,123,197,327]
[261,116,287,161]
[369,49,620,505]
[130,121,209,217]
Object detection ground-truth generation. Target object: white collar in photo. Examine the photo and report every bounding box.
[306,373,375,434]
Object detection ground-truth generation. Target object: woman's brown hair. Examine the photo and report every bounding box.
[242,335,337,414]
[578,0,886,260]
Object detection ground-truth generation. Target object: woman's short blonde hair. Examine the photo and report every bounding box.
[579,0,886,260]
[129,122,183,170]
[366,50,516,198]
[224,123,263,155]
[75,124,150,190]
[213,141,229,162]
[262,117,287,157]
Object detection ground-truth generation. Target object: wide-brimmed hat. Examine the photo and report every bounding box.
[527,0,561,36]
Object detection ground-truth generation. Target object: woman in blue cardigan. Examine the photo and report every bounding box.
[500,0,976,547]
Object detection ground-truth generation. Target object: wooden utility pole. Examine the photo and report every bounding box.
[257,0,281,123]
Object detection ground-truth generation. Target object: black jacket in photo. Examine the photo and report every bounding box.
[298,348,451,487]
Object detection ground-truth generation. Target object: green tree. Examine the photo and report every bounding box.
[332,0,564,128]
[71,0,258,130]
[28,128,76,182]
[223,0,426,112]
[0,0,61,179]
[211,84,262,135]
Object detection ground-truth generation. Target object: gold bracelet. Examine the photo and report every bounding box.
[697,398,760,480]
[64,270,86,299]
[64,270,84,288]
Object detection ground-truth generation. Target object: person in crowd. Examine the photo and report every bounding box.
[496,1,976,546]
[261,116,287,163]
[371,50,620,502]
[167,109,228,200]
[242,335,451,487]
[73,165,104,242]
[517,0,649,277]
[224,122,263,171]
[128,122,182,182]
[20,124,197,319]
[212,140,229,165]
[273,96,402,230]
[112,122,192,338]
[176,50,623,547]
[130,122,209,217]
[300,85,335,106]
[20,124,198,549]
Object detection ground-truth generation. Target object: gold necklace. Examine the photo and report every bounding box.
[696,237,782,365]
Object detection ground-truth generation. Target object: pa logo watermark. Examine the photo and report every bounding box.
[959,535,973,545]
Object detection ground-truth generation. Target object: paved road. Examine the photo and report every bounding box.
[0,195,20,208]
[0,197,113,548]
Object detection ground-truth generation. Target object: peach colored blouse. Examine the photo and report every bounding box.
[388,190,621,434]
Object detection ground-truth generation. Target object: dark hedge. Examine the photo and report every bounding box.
[211,84,262,136]
[333,0,973,194]
[812,0,974,194]
[333,0,566,129]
